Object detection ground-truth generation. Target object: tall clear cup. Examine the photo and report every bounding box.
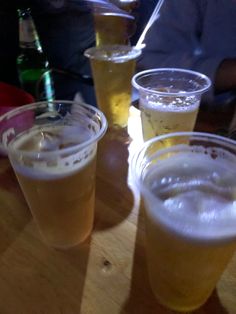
[0,100,107,249]
[132,68,211,142]
[85,45,141,129]
[131,132,236,312]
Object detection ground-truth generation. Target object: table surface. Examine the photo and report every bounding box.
[0,105,235,314]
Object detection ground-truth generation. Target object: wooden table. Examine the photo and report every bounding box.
[0,106,235,314]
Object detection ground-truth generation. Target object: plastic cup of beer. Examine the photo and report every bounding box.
[131,131,236,312]
[132,68,211,142]
[0,100,107,249]
[85,45,141,128]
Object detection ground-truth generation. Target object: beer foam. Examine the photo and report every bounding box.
[140,95,199,112]
[142,150,236,242]
[92,46,141,63]
[10,125,96,180]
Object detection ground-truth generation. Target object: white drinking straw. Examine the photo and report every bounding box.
[135,0,165,49]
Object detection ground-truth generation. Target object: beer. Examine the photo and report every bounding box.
[94,13,134,46]
[85,45,141,128]
[142,149,236,311]
[11,126,96,248]
[0,101,107,249]
[132,69,211,141]
[140,93,199,142]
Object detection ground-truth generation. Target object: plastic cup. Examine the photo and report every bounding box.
[0,100,107,249]
[132,68,211,142]
[85,45,141,128]
[131,131,236,312]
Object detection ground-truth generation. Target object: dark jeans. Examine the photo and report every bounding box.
[0,0,96,105]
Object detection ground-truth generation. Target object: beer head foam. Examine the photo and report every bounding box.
[140,93,200,112]
[142,149,236,242]
[89,46,141,63]
[10,125,96,180]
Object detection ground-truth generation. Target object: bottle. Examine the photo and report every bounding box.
[17,8,54,101]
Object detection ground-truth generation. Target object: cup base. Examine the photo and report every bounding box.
[107,125,131,144]
[40,229,92,250]
[152,291,211,313]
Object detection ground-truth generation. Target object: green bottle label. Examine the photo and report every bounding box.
[18,10,54,101]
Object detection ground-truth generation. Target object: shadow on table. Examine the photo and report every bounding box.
[0,223,91,313]
[195,291,229,314]
[120,205,172,314]
[94,128,134,230]
[0,158,32,254]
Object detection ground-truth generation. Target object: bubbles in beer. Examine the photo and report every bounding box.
[139,88,200,140]
[141,91,199,112]
[143,150,236,241]
[89,45,141,63]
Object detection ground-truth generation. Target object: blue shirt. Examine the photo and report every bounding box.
[138,0,236,105]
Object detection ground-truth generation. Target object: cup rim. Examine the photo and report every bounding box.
[132,68,212,96]
[84,45,142,62]
[131,131,236,241]
[0,100,108,158]
[132,132,236,181]
[94,11,135,19]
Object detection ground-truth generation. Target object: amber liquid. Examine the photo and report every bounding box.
[94,14,128,46]
[146,218,236,311]
[11,126,97,248]
[140,93,199,142]
[143,153,236,311]
[90,50,137,128]
[141,104,199,142]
